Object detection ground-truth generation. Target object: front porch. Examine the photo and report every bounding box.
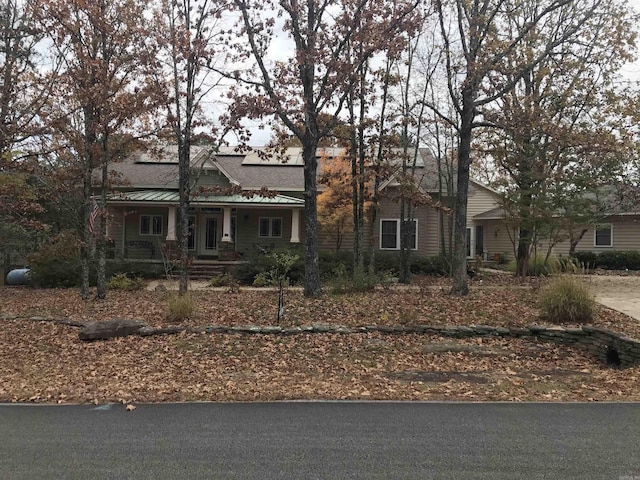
[107,191,304,262]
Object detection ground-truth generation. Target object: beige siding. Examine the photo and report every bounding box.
[480,220,515,261]
[465,183,504,260]
[552,216,640,255]
[466,183,501,222]
[373,197,442,256]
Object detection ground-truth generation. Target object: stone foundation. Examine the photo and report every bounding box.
[217,241,236,261]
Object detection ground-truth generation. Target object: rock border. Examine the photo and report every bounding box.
[2,314,639,368]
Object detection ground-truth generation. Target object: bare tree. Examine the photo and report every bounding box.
[480,0,638,275]
[225,0,421,296]
[432,0,607,294]
[156,0,233,295]
[36,0,162,298]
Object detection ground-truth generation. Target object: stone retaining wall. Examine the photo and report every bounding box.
[3,313,639,368]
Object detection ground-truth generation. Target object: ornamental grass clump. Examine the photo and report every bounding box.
[166,293,197,323]
[106,273,144,291]
[539,276,594,324]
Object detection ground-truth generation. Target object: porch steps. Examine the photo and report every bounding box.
[187,263,234,280]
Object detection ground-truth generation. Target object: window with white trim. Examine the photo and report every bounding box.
[594,224,613,247]
[140,215,163,236]
[380,219,417,250]
[258,217,283,238]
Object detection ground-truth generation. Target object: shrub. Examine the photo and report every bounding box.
[597,250,640,270]
[373,252,401,275]
[209,273,235,287]
[106,273,144,291]
[553,256,584,274]
[106,260,165,279]
[410,255,449,276]
[165,293,197,323]
[528,255,554,276]
[328,265,379,294]
[233,247,304,285]
[28,230,83,287]
[539,276,594,324]
[319,250,354,279]
[252,272,268,287]
[507,255,555,276]
[572,251,597,269]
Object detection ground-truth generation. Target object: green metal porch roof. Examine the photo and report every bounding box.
[108,190,304,206]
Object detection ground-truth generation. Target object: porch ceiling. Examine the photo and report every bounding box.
[107,190,304,206]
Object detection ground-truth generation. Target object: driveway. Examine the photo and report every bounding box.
[586,275,640,321]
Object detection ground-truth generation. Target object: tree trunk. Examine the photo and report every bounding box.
[302,140,321,297]
[568,228,588,256]
[178,138,190,296]
[350,112,360,273]
[451,88,474,295]
[516,230,532,277]
[95,136,109,299]
[399,199,411,284]
[80,108,95,300]
[95,218,106,298]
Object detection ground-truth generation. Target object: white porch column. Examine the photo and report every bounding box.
[222,206,233,242]
[105,207,113,240]
[166,206,177,241]
[290,208,301,243]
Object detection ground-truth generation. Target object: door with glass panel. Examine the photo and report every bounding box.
[198,216,219,255]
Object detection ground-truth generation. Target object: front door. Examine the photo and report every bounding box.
[199,215,219,256]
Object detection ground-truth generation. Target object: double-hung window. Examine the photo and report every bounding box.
[380,219,417,250]
[140,215,163,236]
[594,224,613,247]
[258,217,282,238]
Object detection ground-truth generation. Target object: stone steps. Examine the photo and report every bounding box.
[188,264,231,280]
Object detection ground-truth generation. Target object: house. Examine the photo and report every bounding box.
[102,145,512,264]
[104,145,306,262]
[102,144,638,267]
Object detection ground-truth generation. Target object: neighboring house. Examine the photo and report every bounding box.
[102,144,638,266]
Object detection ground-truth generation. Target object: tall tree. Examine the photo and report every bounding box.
[156,0,232,295]
[225,0,420,297]
[433,0,608,294]
[480,0,638,275]
[36,0,162,299]
[318,152,358,251]
[0,0,45,156]
[0,0,51,259]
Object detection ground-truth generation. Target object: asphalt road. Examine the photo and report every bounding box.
[1,402,639,479]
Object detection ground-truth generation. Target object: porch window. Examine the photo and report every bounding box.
[140,215,163,236]
[380,219,417,250]
[259,217,282,238]
[594,224,612,247]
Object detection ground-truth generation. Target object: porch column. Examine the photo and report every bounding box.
[222,206,233,242]
[290,208,301,243]
[105,207,113,240]
[166,206,177,241]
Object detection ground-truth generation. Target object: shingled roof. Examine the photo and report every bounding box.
[104,145,450,193]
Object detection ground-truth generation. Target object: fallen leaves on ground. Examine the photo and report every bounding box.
[0,273,639,404]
